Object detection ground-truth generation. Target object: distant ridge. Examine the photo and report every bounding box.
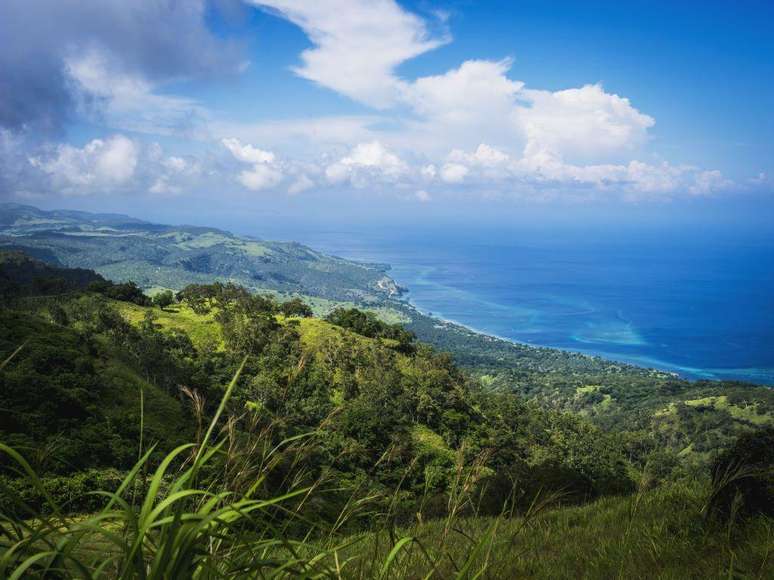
[0,204,402,303]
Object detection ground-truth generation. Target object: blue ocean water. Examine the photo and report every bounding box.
[259,222,774,385]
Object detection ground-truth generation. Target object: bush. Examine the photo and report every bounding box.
[326,307,415,353]
[708,426,774,521]
[152,289,175,309]
[280,297,313,318]
[0,468,127,516]
[89,280,150,306]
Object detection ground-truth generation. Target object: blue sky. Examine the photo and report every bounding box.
[1,0,772,228]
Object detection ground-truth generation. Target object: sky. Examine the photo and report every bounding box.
[1,0,772,231]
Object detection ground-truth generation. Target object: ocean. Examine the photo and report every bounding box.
[255,221,774,385]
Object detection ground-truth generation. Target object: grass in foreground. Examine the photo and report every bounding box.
[1,357,771,579]
[321,483,772,579]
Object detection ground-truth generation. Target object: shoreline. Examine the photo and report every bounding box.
[390,291,774,387]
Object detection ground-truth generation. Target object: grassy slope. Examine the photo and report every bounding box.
[116,301,224,350]
[116,301,454,457]
[331,483,773,579]
[0,308,189,454]
[6,299,772,578]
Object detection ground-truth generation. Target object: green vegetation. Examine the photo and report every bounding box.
[0,203,400,303]
[402,306,774,478]
[0,244,772,577]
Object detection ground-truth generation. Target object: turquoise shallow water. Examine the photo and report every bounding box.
[255,222,774,385]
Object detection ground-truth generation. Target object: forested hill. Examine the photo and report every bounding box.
[1,251,772,577]
[0,204,402,303]
[2,205,772,474]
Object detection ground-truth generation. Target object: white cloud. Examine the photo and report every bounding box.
[213,116,379,154]
[7,0,740,203]
[689,169,732,195]
[404,59,522,127]
[326,141,407,186]
[238,164,283,190]
[30,134,138,192]
[196,2,737,200]
[420,164,437,180]
[146,144,201,195]
[440,162,469,184]
[221,137,276,164]
[248,0,447,108]
[449,144,510,167]
[288,174,315,195]
[64,49,206,137]
[518,84,655,162]
[149,177,180,195]
[222,137,283,191]
[163,156,188,173]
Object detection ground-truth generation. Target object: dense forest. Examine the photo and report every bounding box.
[0,250,772,578]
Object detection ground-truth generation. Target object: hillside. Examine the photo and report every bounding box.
[0,204,402,303]
[0,256,771,577]
[1,212,772,480]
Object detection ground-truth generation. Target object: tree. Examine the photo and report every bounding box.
[153,290,175,310]
[280,298,313,318]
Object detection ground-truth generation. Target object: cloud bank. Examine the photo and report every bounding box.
[2,0,755,203]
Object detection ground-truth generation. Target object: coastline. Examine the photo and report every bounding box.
[390,286,774,387]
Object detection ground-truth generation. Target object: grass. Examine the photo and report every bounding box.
[100,360,188,445]
[0,360,344,578]
[116,298,407,353]
[2,360,772,578]
[684,396,771,426]
[316,483,773,579]
[115,301,224,351]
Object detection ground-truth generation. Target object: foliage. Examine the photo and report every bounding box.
[0,203,397,303]
[708,426,774,521]
[279,297,313,318]
[403,305,774,472]
[0,250,104,299]
[151,289,175,309]
[327,307,416,354]
[1,254,773,577]
[88,279,150,306]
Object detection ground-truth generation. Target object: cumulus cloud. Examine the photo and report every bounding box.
[1,0,745,203]
[29,135,138,193]
[518,84,655,162]
[251,2,736,199]
[402,59,524,150]
[427,143,733,198]
[325,141,407,186]
[237,164,283,191]
[146,143,201,195]
[222,138,276,165]
[688,169,733,195]
[222,137,283,191]
[440,163,469,184]
[248,0,447,108]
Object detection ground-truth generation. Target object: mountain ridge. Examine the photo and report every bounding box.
[0,203,402,303]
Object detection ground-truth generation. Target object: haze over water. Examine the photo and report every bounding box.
[258,220,774,385]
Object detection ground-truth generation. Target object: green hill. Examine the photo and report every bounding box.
[0,243,772,578]
[0,203,402,303]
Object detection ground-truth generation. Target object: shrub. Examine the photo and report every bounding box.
[280,297,313,318]
[0,468,126,516]
[708,426,774,521]
[152,289,175,309]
